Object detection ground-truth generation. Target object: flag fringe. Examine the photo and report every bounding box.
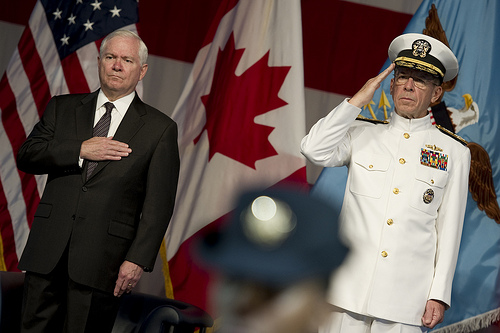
[0,233,6,271]
[160,239,175,299]
[433,308,500,333]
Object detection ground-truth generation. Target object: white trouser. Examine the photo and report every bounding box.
[319,307,427,333]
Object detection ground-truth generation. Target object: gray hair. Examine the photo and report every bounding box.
[100,29,148,65]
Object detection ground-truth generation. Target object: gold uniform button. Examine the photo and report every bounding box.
[381,251,388,257]
[431,179,435,184]
[399,158,406,164]
[369,165,373,169]
[387,219,394,225]
[404,133,410,139]
[393,188,400,194]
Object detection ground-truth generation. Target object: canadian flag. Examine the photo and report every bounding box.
[163,0,307,311]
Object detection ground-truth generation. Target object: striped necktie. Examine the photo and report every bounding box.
[86,102,114,180]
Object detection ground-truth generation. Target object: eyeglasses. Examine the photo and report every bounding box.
[394,73,437,89]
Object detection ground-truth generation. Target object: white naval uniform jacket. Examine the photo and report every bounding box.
[301,99,470,325]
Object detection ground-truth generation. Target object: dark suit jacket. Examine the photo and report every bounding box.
[17,90,180,293]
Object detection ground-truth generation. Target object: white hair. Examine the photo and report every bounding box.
[100,29,148,65]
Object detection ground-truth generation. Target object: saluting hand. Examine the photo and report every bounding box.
[348,63,395,108]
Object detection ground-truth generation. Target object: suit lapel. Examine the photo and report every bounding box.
[86,94,145,181]
[113,95,146,144]
[76,92,98,141]
[77,92,98,183]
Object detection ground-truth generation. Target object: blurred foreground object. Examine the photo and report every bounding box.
[197,187,347,333]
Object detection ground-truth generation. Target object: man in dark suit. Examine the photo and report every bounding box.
[16,29,180,333]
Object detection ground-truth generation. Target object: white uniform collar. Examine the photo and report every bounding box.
[388,111,432,132]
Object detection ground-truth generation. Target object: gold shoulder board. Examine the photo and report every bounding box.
[355,115,389,125]
[435,125,468,146]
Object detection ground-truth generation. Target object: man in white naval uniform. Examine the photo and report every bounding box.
[301,33,471,333]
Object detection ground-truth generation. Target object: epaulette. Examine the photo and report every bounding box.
[355,115,389,125]
[435,125,468,146]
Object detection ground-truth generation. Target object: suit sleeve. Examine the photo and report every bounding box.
[125,120,180,271]
[17,96,83,175]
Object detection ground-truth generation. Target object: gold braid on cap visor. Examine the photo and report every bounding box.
[394,56,445,78]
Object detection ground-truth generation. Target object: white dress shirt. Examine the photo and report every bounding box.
[79,90,135,166]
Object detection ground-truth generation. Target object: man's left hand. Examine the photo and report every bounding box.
[422,299,446,328]
[114,260,143,297]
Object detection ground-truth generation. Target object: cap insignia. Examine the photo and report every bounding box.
[412,39,431,58]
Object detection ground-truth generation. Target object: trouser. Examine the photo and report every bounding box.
[20,249,121,333]
[319,307,427,333]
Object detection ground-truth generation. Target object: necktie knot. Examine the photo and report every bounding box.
[104,102,114,115]
[93,102,114,137]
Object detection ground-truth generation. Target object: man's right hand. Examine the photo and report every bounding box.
[80,136,132,161]
[348,63,395,108]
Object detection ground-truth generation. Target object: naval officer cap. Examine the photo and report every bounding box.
[388,33,459,82]
[197,188,348,287]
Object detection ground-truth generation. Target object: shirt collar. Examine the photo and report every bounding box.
[96,90,136,117]
[388,111,433,132]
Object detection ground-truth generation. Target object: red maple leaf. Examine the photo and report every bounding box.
[193,32,291,169]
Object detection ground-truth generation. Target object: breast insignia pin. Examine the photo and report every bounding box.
[423,189,434,204]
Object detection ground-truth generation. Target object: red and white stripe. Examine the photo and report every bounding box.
[164,0,308,310]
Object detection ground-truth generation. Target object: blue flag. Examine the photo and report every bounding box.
[312,0,500,331]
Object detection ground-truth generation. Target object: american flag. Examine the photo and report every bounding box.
[0,0,139,271]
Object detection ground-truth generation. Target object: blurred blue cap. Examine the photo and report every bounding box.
[198,188,348,287]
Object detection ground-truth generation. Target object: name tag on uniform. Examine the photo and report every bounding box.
[420,148,448,171]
